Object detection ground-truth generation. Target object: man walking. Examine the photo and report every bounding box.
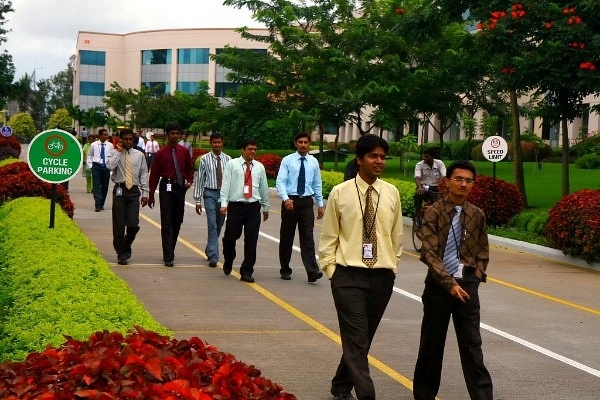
[194,132,231,268]
[219,139,269,283]
[319,134,403,400]
[148,123,194,267]
[179,133,193,157]
[86,128,113,212]
[145,133,159,170]
[276,132,324,282]
[413,160,493,400]
[107,128,149,265]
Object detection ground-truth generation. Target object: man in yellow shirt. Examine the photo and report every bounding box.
[319,134,403,400]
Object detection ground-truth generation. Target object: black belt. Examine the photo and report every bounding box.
[229,201,259,206]
[115,183,138,189]
[289,195,311,199]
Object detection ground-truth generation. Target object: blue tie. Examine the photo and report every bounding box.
[443,206,462,276]
[100,143,106,166]
[297,156,306,195]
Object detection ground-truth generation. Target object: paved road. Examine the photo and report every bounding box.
[66,169,600,400]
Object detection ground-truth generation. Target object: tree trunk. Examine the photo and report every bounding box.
[318,121,325,168]
[333,126,340,171]
[561,118,570,196]
[509,91,527,208]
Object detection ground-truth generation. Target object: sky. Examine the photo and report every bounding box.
[4,0,264,82]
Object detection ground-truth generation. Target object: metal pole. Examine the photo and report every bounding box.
[49,184,56,229]
[492,163,497,228]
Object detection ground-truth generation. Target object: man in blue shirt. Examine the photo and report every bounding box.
[276,132,324,282]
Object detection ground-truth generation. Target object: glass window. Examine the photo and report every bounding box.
[178,48,209,64]
[215,82,239,98]
[177,82,200,94]
[80,50,106,66]
[80,81,105,96]
[141,82,171,94]
[141,49,172,65]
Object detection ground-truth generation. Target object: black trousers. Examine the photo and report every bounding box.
[158,180,187,263]
[91,164,110,209]
[222,201,261,276]
[112,185,141,262]
[278,198,320,276]
[413,269,493,400]
[330,266,395,400]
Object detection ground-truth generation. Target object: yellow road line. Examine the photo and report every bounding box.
[139,211,417,393]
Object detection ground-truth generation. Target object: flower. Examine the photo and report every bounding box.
[544,21,554,29]
[395,8,404,15]
[579,62,596,71]
[568,16,582,25]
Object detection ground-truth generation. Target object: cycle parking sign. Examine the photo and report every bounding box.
[28,129,83,183]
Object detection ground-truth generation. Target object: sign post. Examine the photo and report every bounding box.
[481,135,508,227]
[1,125,12,137]
[27,129,83,228]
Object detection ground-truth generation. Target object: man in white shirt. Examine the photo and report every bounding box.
[178,133,193,157]
[86,128,114,212]
[414,149,446,217]
[144,133,160,170]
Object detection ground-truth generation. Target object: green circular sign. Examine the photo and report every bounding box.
[27,129,83,183]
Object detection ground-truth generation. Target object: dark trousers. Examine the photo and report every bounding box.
[112,185,141,262]
[413,269,493,400]
[91,165,110,209]
[278,198,320,276]
[158,180,187,263]
[330,266,395,400]
[222,202,261,276]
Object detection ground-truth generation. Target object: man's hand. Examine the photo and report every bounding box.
[263,211,269,221]
[148,197,155,209]
[450,284,470,303]
[317,206,325,219]
[220,207,227,216]
[140,197,148,207]
[284,199,294,211]
[115,142,123,152]
[195,204,203,215]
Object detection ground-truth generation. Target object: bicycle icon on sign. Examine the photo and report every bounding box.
[47,140,64,151]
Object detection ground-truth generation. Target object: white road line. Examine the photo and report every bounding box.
[184,200,600,378]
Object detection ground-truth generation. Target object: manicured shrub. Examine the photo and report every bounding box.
[255,153,282,178]
[0,327,297,400]
[321,170,344,198]
[0,146,19,161]
[439,175,524,226]
[0,135,21,155]
[510,208,549,236]
[0,161,74,218]
[575,153,600,169]
[546,189,600,263]
[570,131,600,158]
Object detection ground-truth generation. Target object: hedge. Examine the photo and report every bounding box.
[0,197,169,362]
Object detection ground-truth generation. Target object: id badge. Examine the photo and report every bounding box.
[166,183,172,192]
[115,187,123,197]
[362,243,374,259]
[454,263,464,279]
[243,185,250,195]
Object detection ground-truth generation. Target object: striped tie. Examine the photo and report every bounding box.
[443,206,462,276]
[124,150,133,189]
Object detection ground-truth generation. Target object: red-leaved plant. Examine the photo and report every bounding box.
[439,175,523,226]
[0,161,75,218]
[546,188,600,263]
[192,149,210,168]
[0,135,22,156]
[255,154,282,179]
[0,327,297,400]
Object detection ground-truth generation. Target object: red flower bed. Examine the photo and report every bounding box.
[255,154,282,179]
[546,189,600,263]
[0,327,297,400]
[439,175,523,226]
[192,149,210,167]
[0,161,74,218]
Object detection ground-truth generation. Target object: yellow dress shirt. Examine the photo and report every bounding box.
[319,175,403,278]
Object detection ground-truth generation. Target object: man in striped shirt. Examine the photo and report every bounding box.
[194,133,231,268]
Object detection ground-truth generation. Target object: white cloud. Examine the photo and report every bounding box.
[3,0,262,81]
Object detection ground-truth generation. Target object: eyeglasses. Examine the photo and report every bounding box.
[450,176,475,184]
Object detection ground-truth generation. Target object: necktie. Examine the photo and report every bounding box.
[216,156,222,190]
[100,143,106,166]
[297,156,306,195]
[172,148,184,186]
[124,150,133,189]
[244,161,252,199]
[362,186,377,267]
[443,206,463,276]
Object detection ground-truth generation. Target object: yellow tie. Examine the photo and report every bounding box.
[125,150,133,189]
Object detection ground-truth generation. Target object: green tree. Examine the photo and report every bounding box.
[47,108,72,130]
[8,112,36,140]
[0,0,14,110]
[103,82,135,125]
[45,55,75,112]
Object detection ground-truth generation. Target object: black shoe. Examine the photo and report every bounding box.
[280,273,292,280]
[124,248,132,260]
[240,274,255,283]
[117,260,127,265]
[209,262,217,268]
[223,263,232,275]
[335,394,354,400]
[164,261,174,267]
[308,271,323,283]
[95,208,101,212]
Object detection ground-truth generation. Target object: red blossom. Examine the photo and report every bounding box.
[491,11,506,19]
[568,16,582,24]
[501,67,516,74]
[579,62,596,71]
[255,153,282,178]
[544,21,553,29]
[562,7,576,14]
[571,42,585,49]
[477,22,484,30]
[395,7,404,15]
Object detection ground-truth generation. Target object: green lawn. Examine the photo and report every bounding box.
[323,158,600,209]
